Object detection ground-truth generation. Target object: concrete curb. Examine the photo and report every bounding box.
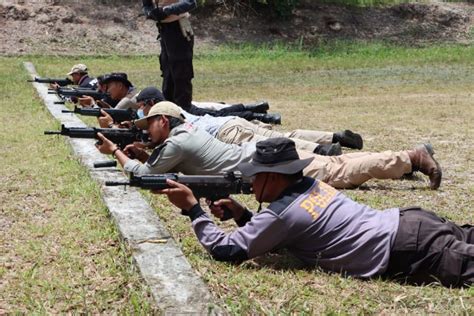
[24,62,221,314]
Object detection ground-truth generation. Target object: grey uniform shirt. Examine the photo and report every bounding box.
[188,177,400,278]
[124,123,256,175]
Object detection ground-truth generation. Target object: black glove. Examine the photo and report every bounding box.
[149,7,168,21]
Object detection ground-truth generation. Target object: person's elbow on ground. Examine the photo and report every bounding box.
[209,244,249,263]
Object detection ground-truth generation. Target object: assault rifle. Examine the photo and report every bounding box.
[106,172,253,220]
[28,77,73,86]
[44,124,148,149]
[50,87,108,101]
[62,106,138,123]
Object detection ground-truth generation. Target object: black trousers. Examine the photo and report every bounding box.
[158,22,256,120]
[384,207,474,287]
[187,104,257,119]
[159,21,194,112]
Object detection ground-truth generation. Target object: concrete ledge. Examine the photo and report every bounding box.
[24,62,221,314]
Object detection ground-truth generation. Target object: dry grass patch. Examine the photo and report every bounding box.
[3,43,473,313]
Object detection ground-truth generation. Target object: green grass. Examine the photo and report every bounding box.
[0,60,158,313]
[2,41,473,313]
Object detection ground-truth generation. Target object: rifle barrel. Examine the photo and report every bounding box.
[44,131,62,135]
[94,160,117,168]
[61,110,74,113]
[105,181,131,186]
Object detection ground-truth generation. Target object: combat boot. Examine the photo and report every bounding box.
[244,101,269,114]
[314,143,342,156]
[407,144,442,190]
[252,113,281,125]
[333,130,363,150]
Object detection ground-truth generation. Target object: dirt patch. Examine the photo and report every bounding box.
[0,0,472,55]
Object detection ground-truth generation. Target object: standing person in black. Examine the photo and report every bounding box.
[141,0,282,124]
[142,0,197,112]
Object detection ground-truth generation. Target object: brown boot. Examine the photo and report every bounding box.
[407,144,442,190]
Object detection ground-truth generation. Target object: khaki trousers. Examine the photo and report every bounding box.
[298,150,412,189]
[217,117,334,152]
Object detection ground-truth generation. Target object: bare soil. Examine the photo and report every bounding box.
[0,0,472,55]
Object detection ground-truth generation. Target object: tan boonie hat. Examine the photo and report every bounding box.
[135,101,185,130]
[67,64,88,75]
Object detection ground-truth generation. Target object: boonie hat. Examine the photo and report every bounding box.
[102,72,133,88]
[238,138,314,176]
[136,86,165,103]
[67,64,88,75]
[135,101,185,130]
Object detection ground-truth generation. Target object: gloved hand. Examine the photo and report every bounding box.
[149,7,168,21]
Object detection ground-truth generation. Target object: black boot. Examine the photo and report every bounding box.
[333,130,363,150]
[244,101,269,114]
[252,113,281,125]
[314,143,342,156]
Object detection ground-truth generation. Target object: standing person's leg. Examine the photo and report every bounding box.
[161,21,194,112]
[159,37,174,103]
[172,59,194,112]
[384,207,474,287]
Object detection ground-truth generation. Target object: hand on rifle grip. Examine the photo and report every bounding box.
[208,198,245,221]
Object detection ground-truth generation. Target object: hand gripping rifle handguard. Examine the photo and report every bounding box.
[106,172,253,221]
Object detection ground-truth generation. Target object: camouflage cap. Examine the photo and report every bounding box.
[67,64,88,75]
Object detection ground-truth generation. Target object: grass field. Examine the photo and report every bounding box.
[1,42,473,313]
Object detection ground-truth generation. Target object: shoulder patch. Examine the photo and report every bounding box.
[146,143,167,166]
[183,122,194,130]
